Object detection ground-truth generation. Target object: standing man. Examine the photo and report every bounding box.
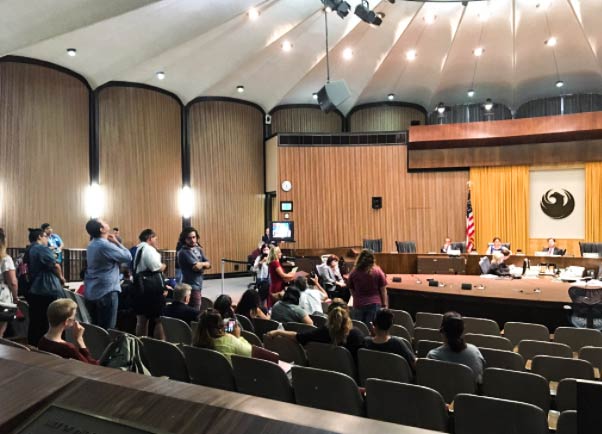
[84,219,132,329]
[42,223,64,264]
[177,227,210,310]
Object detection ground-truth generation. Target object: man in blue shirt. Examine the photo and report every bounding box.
[41,223,64,264]
[84,219,132,329]
[177,227,210,310]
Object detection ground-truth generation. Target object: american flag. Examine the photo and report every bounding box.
[466,190,475,252]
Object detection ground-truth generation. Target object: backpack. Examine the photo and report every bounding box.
[99,333,150,375]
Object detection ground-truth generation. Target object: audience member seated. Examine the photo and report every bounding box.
[440,237,453,254]
[193,308,251,363]
[267,300,365,361]
[214,294,235,320]
[235,289,269,320]
[316,255,349,302]
[485,236,512,258]
[294,275,328,315]
[487,252,511,276]
[543,237,565,256]
[37,299,98,364]
[364,309,416,371]
[426,311,485,382]
[162,284,199,325]
[348,249,388,326]
[271,287,313,325]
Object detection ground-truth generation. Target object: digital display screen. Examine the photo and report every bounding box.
[280,201,293,212]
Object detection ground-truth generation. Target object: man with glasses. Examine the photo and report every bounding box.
[177,227,211,310]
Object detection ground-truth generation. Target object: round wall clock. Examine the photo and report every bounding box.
[281,180,292,192]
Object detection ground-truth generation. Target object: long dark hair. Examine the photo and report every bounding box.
[440,311,467,353]
[178,227,202,248]
[353,249,375,273]
[214,294,234,319]
[235,289,261,318]
[193,309,223,349]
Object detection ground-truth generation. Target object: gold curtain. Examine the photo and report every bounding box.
[470,166,530,254]
[585,162,602,241]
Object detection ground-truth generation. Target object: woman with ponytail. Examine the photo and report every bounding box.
[426,311,485,382]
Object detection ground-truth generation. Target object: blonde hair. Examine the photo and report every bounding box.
[327,306,352,345]
[267,246,281,263]
[491,251,504,264]
[47,298,77,327]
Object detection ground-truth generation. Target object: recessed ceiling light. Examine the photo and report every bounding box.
[66,48,77,57]
[545,37,557,46]
[281,40,293,52]
[342,48,353,60]
[387,93,395,101]
[156,71,165,80]
[473,47,485,57]
[248,7,260,20]
[406,49,417,61]
[423,13,436,25]
[312,93,318,100]
[484,98,494,111]
[467,89,475,98]
[237,85,245,93]
[555,80,564,88]
[436,102,445,114]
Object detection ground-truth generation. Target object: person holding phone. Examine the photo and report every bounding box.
[193,308,252,362]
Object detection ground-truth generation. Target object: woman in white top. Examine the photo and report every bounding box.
[253,244,270,281]
[294,275,328,315]
[0,229,18,337]
[133,228,167,339]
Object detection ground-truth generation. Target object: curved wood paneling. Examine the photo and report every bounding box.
[348,105,426,132]
[0,61,89,247]
[98,86,181,248]
[271,106,343,134]
[188,101,264,272]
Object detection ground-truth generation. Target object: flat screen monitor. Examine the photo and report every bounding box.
[280,201,293,212]
[271,221,294,242]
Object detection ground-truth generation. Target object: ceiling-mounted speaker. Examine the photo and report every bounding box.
[317,80,351,113]
[265,114,272,125]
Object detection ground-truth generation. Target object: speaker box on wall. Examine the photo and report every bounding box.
[317,80,351,113]
[410,120,421,126]
[372,197,382,209]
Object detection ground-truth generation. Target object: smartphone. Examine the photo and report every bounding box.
[224,319,236,333]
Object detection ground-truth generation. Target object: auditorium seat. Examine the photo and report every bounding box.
[415,312,443,329]
[554,326,602,352]
[579,242,602,257]
[0,337,30,351]
[365,379,448,432]
[518,340,572,361]
[555,379,577,412]
[579,346,602,372]
[200,296,214,312]
[78,322,111,360]
[181,345,235,390]
[531,355,594,382]
[395,241,416,254]
[141,337,190,382]
[263,334,307,366]
[63,289,92,324]
[503,322,550,347]
[416,358,476,403]
[465,333,513,351]
[416,340,442,358]
[309,314,327,328]
[482,368,550,412]
[454,394,548,434]
[306,342,356,380]
[390,324,412,342]
[556,410,577,434]
[414,327,443,344]
[351,320,369,337]
[232,355,294,403]
[284,322,316,333]
[241,330,263,347]
[235,314,254,332]
[479,347,525,371]
[251,318,280,339]
[292,366,364,416]
[463,317,500,336]
[451,242,467,253]
[357,349,412,386]
[390,309,414,336]
[478,256,491,274]
[160,316,192,345]
[363,239,382,253]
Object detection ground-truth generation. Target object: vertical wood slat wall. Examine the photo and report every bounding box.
[270,107,343,134]
[98,87,182,248]
[348,105,426,132]
[0,62,89,247]
[188,101,264,273]
[278,144,468,252]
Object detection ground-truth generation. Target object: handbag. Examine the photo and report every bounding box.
[0,284,16,322]
[133,246,165,296]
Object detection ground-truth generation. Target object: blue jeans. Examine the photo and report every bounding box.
[92,291,119,330]
[352,303,381,327]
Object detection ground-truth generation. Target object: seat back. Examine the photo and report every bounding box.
[415,312,443,329]
[363,239,382,253]
[292,366,364,416]
[283,322,316,333]
[231,355,294,403]
[556,410,577,434]
[390,324,412,342]
[554,326,602,352]
[357,349,412,386]
[366,379,448,432]
[200,296,213,312]
[160,316,192,345]
[140,337,189,382]
[263,334,307,366]
[517,340,572,361]
[465,333,513,351]
[390,309,414,336]
[479,256,491,274]
[579,242,602,256]
[531,355,594,382]
[415,358,476,403]
[416,340,442,358]
[464,317,500,335]
[251,318,280,339]
[0,337,30,351]
[79,322,111,360]
[241,330,263,347]
[482,367,550,412]
[454,393,548,434]
[181,345,235,390]
[579,346,602,371]
[351,320,369,337]
[451,242,467,253]
[395,241,416,253]
[479,347,525,371]
[414,327,443,344]
[235,314,254,332]
[309,314,327,328]
[306,341,356,379]
[556,378,577,412]
[63,289,92,324]
[503,322,550,347]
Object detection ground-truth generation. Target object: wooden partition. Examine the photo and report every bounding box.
[278,142,468,252]
[348,104,426,132]
[0,61,90,247]
[97,86,182,248]
[270,105,343,134]
[188,100,264,272]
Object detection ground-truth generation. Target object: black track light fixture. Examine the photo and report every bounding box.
[321,0,351,19]
[355,1,383,26]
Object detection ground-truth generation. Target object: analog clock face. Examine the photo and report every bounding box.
[281,180,292,192]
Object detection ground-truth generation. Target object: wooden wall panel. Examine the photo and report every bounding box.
[189,101,264,272]
[271,107,342,134]
[278,145,468,252]
[265,136,279,193]
[348,105,426,132]
[0,62,89,247]
[98,87,181,248]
